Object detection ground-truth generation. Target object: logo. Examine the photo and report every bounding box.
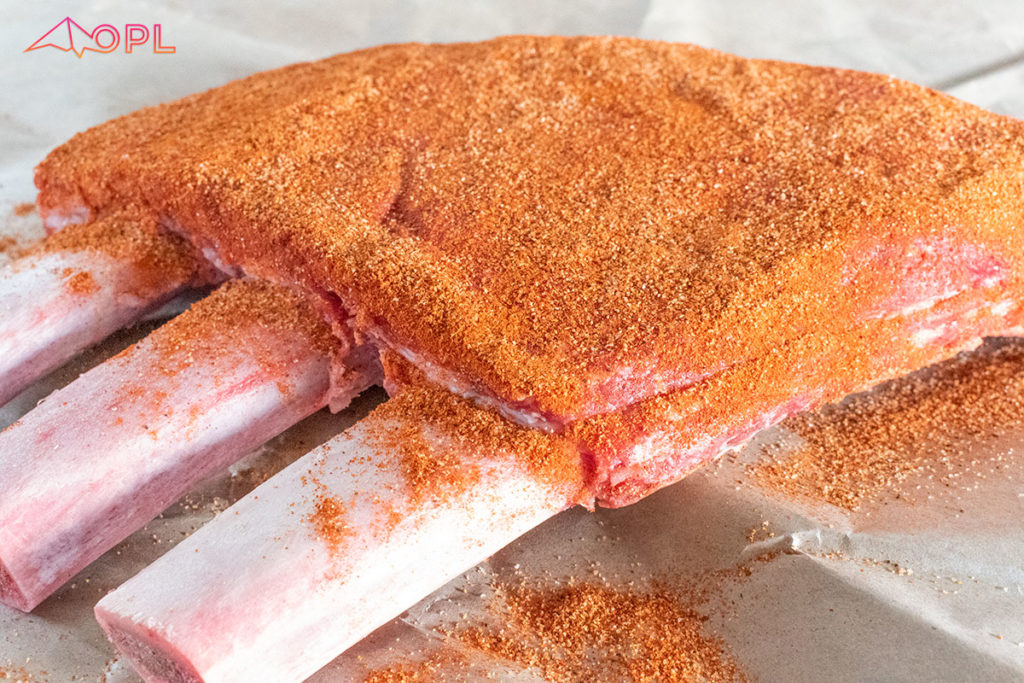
[25,17,176,57]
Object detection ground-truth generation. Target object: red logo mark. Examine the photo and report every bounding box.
[25,17,176,57]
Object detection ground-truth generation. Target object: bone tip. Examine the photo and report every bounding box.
[0,558,37,613]
[95,603,204,683]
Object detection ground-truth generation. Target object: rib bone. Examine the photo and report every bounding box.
[0,212,207,407]
[0,279,373,611]
[94,385,583,683]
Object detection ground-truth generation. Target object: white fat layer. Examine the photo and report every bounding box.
[910,297,1018,349]
[992,300,1014,317]
[912,326,946,347]
[981,275,1003,289]
[42,206,90,232]
[390,342,557,431]
[897,288,962,317]
[200,247,244,279]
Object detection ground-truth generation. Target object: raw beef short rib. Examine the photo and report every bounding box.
[3,36,1023,680]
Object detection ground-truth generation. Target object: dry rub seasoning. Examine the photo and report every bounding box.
[39,209,206,298]
[106,279,336,429]
[38,36,1024,425]
[142,279,335,386]
[0,665,36,682]
[751,339,1024,510]
[370,353,585,507]
[0,235,25,258]
[367,580,746,682]
[363,650,469,683]
[307,494,352,558]
[62,269,98,295]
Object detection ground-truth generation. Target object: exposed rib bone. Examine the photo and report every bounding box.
[0,212,207,407]
[0,280,372,612]
[95,385,584,683]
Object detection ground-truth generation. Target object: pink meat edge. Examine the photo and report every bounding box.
[96,606,203,683]
[0,556,31,613]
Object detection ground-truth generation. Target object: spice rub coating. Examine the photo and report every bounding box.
[35,36,1024,423]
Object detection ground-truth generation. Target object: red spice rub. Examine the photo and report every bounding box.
[371,352,586,506]
[61,268,98,295]
[307,494,352,558]
[0,235,25,258]
[751,339,1024,511]
[363,650,468,683]
[36,209,208,298]
[35,36,1024,427]
[376,581,746,682]
[0,665,36,682]
[112,279,339,415]
[147,278,339,361]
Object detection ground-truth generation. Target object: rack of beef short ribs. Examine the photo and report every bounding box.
[1,36,1022,681]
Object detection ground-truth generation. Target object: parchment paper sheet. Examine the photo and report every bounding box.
[2,1,1023,680]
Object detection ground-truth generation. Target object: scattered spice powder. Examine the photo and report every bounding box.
[364,563,762,683]
[307,493,352,558]
[38,209,207,298]
[0,235,26,258]
[61,268,98,295]
[12,202,35,217]
[371,351,585,507]
[105,279,338,429]
[745,519,775,544]
[150,278,338,362]
[750,339,1024,511]
[296,355,585,557]
[389,417,472,506]
[127,279,336,384]
[447,581,745,682]
[363,648,469,683]
[0,665,35,682]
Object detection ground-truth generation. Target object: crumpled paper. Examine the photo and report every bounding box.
[2,1,1024,680]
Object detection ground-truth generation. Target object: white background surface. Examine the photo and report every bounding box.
[2,1,1024,681]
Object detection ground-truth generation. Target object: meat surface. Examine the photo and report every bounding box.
[33,36,1024,505]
